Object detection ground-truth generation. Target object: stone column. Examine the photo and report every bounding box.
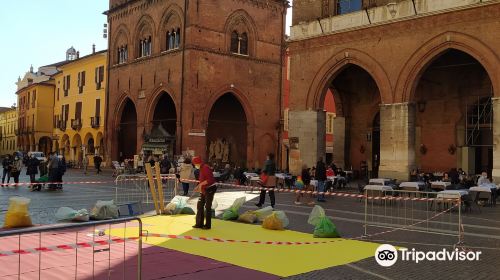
[332,117,345,169]
[492,98,500,181]
[288,110,326,168]
[378,103,416,181]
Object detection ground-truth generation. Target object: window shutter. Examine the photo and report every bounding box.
[230,31,239,53]
[99,66,104,83]
[95,99,101,117]
[95,67,98,84]
[78,72,81,87]
[67,75,70,89]
[240,33,248,55]
[75,102,82,120]
[82,71,86,86]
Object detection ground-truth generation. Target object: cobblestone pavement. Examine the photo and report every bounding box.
[1,171,499,279]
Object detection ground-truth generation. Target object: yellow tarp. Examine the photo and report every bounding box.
[110,215,379,277]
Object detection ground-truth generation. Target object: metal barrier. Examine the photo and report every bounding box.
[364,189,463,243]
[0,217,142,279]
[114,174,177,215]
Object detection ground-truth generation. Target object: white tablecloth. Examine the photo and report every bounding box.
[399,182,425,190]
[275,173,292,180]
[310,180,318,187]
[244,172,259,178]
[430,181,451,188]
[469,186,494,193]
[369,178,392,186]
[364,185,393,191]
[212,172,221,178]
[436,190,468,199]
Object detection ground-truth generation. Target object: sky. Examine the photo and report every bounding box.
[0,0,293,108]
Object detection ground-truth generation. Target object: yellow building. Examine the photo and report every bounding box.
[0,107,18,155]
[52,50,107,166]
[16,82,55,155]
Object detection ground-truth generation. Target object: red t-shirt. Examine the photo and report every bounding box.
[326,168,335,177]
[199,164,216,193]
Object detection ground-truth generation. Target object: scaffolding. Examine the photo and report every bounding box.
[465,94,493,147]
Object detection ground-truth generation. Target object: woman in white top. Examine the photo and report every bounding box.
[179,158,194,196]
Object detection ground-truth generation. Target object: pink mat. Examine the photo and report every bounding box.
[0,230,278,280]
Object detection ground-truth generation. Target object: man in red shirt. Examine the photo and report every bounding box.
[192,157,217,229]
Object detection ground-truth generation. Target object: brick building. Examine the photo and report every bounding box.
[105,0,287,169]
[288,0,500,180]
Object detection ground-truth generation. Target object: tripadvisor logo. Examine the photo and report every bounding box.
[374,244,482,267]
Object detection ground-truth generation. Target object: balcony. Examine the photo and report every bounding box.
[91,116,100,128]
[71,119,82,131]
[58,120,67,131]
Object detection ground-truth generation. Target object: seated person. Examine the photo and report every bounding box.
[326,167,335,177]
[336,168,347,188]
[477,171,491,186]
[448,168,460,184]
[442,172,451,182]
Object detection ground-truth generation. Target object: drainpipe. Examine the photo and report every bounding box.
[105,17,111,164]
[178,0,188,155]
[278,4,286,170]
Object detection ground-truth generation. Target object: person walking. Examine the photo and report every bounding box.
[255,153,277,209]
[57,155,66,190]
[26,153,40,190]
[94,154,103,174]
[316,157,327,202]
[179,158,194,196]
[82,155,89,175]
[10,155,22,186]
[192,157,217,230]
[2,155,12,186]
[160,154,172,174]
[47,152,59,190]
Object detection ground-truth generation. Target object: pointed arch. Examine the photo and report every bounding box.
[224,9,258,56]
[396,32,500,102]
[308,48,392,109]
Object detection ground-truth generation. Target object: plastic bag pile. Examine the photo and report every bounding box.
[55,207,90,222]
[164,196,195,215]
[307,205,340,238]
[222,197,246,220]
[91,200,119,220]
[3,197,33,228]
[262,211,289,230]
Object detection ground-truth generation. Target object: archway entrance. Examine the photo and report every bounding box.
[414,49,493,175]
[146,93,177,158]
[84,133,95,155]
[118,99,137,160]
[38,137,52,156]
[72,134,82,164]
[322,64,381,177]
[207,93,247,168]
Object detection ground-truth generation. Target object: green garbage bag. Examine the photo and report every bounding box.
[180,207,195,215]
[36,175,49,183]
[308,205,340,238]
[313,216,340,238]
[222,197,246,220]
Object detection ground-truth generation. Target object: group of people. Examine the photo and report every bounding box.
[1,154,23,185]
[0,152,67,191]
[410,168,494,190]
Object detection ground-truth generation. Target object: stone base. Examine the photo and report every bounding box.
[288,110,326,168]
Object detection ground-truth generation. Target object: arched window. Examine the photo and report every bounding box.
[240,32,248,55]
[175,28,181,48]
[230,31,239,53]
[230,31,249,55]
[168,30,174,50]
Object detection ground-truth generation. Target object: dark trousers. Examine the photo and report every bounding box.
[49,168,58,188]
[258,188,276,207]
[195,188,216,228]
[96,164,102,174]
[2,169,10,184]
[11,172,20,184]
[182,182,190,196]
[29,174,36,183]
